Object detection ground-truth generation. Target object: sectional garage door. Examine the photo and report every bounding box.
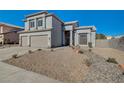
[21,36,28,47]
[30,35,48,48]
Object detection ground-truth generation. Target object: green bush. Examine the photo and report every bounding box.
[106,58,118,64]
[12,54,18,58]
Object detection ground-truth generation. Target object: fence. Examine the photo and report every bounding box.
[96,39,124,51]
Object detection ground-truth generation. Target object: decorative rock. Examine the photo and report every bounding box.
[81,49,124,83]
[118,64,124,70]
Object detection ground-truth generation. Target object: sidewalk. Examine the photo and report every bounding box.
[0,62,60,83]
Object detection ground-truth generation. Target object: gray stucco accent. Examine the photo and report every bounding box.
[51,16,63,47]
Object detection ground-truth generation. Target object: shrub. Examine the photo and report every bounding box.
[37,49,42,51]
[106,58,118,64]
[119,36,124,44]
[12,54,18,58]
[88,42,92,48]
[89,49,92,52]
[96,33,107,39]
[78,50,84,54]
[28,50,32,54]
[85,59,92,67]
[76,45,80,49]
[51,48,54,52]
[71,46,75,50]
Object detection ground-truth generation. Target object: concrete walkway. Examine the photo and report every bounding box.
[0,47,60,83]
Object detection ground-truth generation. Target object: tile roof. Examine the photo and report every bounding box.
[0,22,24,29]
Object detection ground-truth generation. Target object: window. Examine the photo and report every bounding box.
[37,18,43,27]
[79,33,87,45]
[29,20,35,28]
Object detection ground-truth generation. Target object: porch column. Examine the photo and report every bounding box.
[70,30,73,46]
[34,18,37,30]
[62,31,65,45]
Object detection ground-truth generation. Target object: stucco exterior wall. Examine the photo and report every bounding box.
[0,34,4,44]
[0,25,21,44]
[64,25,73,31]
[75,29,96,47]
[22,11,96,48]
[51,16,62,47]
[46,16,52,29]
[4,32,19,44]
[91,31,96,47]
[25,13,48,31]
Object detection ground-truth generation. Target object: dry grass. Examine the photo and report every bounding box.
[4,47,89,82]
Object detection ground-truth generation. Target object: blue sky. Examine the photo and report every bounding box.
[0,10,124,36]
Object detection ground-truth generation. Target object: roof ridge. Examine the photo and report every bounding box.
[0,22,24,29]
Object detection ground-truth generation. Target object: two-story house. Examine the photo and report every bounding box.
[0,22,23,45]
[19,11,96,48]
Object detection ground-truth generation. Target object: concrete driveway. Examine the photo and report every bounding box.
[0,47,38,61]
[0,46,60,83]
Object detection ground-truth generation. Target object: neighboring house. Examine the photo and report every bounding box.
[106,36,113,40]
[0,22,23,45]
[114,34,124,38]
[19,11,96,48]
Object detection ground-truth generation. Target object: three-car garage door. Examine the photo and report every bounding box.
[30,35,48,48]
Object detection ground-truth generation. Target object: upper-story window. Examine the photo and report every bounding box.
[37,18,43,27]
[29,20,35,28]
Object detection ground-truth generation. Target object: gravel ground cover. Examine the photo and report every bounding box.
[81,49,124,83]
[4,47,124,83]
[4,47,89,82]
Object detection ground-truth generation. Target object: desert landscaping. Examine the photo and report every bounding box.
[3,46,124,83]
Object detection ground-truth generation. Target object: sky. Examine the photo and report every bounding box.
[0,10,124,36]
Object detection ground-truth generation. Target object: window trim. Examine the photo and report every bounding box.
[37,18,43,27]
[29,19,35,28]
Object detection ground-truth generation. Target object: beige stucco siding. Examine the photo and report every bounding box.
[25,13,47,31]
[0,25,21,44]
[46,16,52,29]
[4,32,19,44]
[0,34,4,43]
[51,17,62,47]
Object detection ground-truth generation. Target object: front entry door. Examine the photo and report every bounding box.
[65,31,70,46]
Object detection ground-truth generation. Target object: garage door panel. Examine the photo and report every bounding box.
[30,35,48,48]
[21,36,28,47]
